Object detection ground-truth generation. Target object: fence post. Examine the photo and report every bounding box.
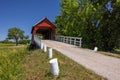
[49,58,59,76]
[43,44,47,52]
[74,38,76,45]
[70,37,71,44]
[41,43,43,49]
[94,47,98,52]
[67,37,69,43]
[79,38,82,47]
[48,47,52,58]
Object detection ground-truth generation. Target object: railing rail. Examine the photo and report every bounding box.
[33,35,82,48]
[56,36,82,47]
[34,35,41,48]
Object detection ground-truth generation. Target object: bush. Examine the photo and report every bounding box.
[19,40,30,44]
[0,39,15,44]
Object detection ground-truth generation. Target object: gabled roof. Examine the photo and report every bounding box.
[33,17,56,28]
[31,17,56,33]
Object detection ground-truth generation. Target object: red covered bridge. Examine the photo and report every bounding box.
[31,18,56,41]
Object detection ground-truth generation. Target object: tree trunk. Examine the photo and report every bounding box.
[16,38,18,46]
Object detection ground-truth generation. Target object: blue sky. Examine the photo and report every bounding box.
[0,0,60,40]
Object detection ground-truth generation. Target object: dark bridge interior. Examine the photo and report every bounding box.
[36,27,52,40]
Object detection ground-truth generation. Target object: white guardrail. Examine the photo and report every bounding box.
[56,35,82,47]
[34,35,41,48]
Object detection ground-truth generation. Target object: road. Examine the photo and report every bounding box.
[42,40,120,80]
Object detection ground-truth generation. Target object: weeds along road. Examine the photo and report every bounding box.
[42,40,120,80]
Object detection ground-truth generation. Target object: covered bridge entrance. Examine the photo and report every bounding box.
[31,18,56,40]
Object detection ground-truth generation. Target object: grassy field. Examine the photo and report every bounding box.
[0,43,107,80]
[0,43,31,80]
[99,49,120,58]
[23,49,107,80]
[115,49,120,52]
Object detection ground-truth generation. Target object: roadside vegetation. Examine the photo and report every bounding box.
[99,49,120,58]
[0,43,107,80]
[0,43,31,80]
[23,49,107,80]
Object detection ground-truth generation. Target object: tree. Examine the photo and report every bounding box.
[55,0,82,36]
[55,0,99,48]
[97,1,120,51]
[7,27,29,46]
[55,0,120,51]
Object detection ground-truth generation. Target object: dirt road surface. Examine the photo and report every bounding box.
[42,40,120,80]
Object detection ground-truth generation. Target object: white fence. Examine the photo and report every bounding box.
[34,35,41,48]
[56,36,82,47]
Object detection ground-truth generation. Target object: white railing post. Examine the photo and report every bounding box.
[67,37,68,43]
[70,37,71,44]
[79,38,82,47]
[48,47,52,58]
[43,44,47,52]
[49,58,59,76]
[61,36,63,42]
[74,38,76,45]
[40,43,43,49]
[64,36,66,43]
[65,37,66,43]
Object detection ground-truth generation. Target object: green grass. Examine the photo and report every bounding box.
[99,51,120,58]
[0,43,15,47]
[0,43,31,80]
[115,49,120,52]
[0,43,24,49]
[0,43,107,80]
[98,48,120,58]
[23,49,107,80]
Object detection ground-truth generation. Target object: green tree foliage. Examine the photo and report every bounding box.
[97,1,120,51]
[19,40,30,44]
[7,27,29,46]
[0,39,15,44]
[55,0,120,51]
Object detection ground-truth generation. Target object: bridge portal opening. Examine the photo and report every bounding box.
[31,18,56,41]
[36,27,53,40]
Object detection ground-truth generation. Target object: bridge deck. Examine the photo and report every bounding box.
[42,40,120,80]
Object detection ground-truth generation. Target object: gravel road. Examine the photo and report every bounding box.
[42,40,120,80]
